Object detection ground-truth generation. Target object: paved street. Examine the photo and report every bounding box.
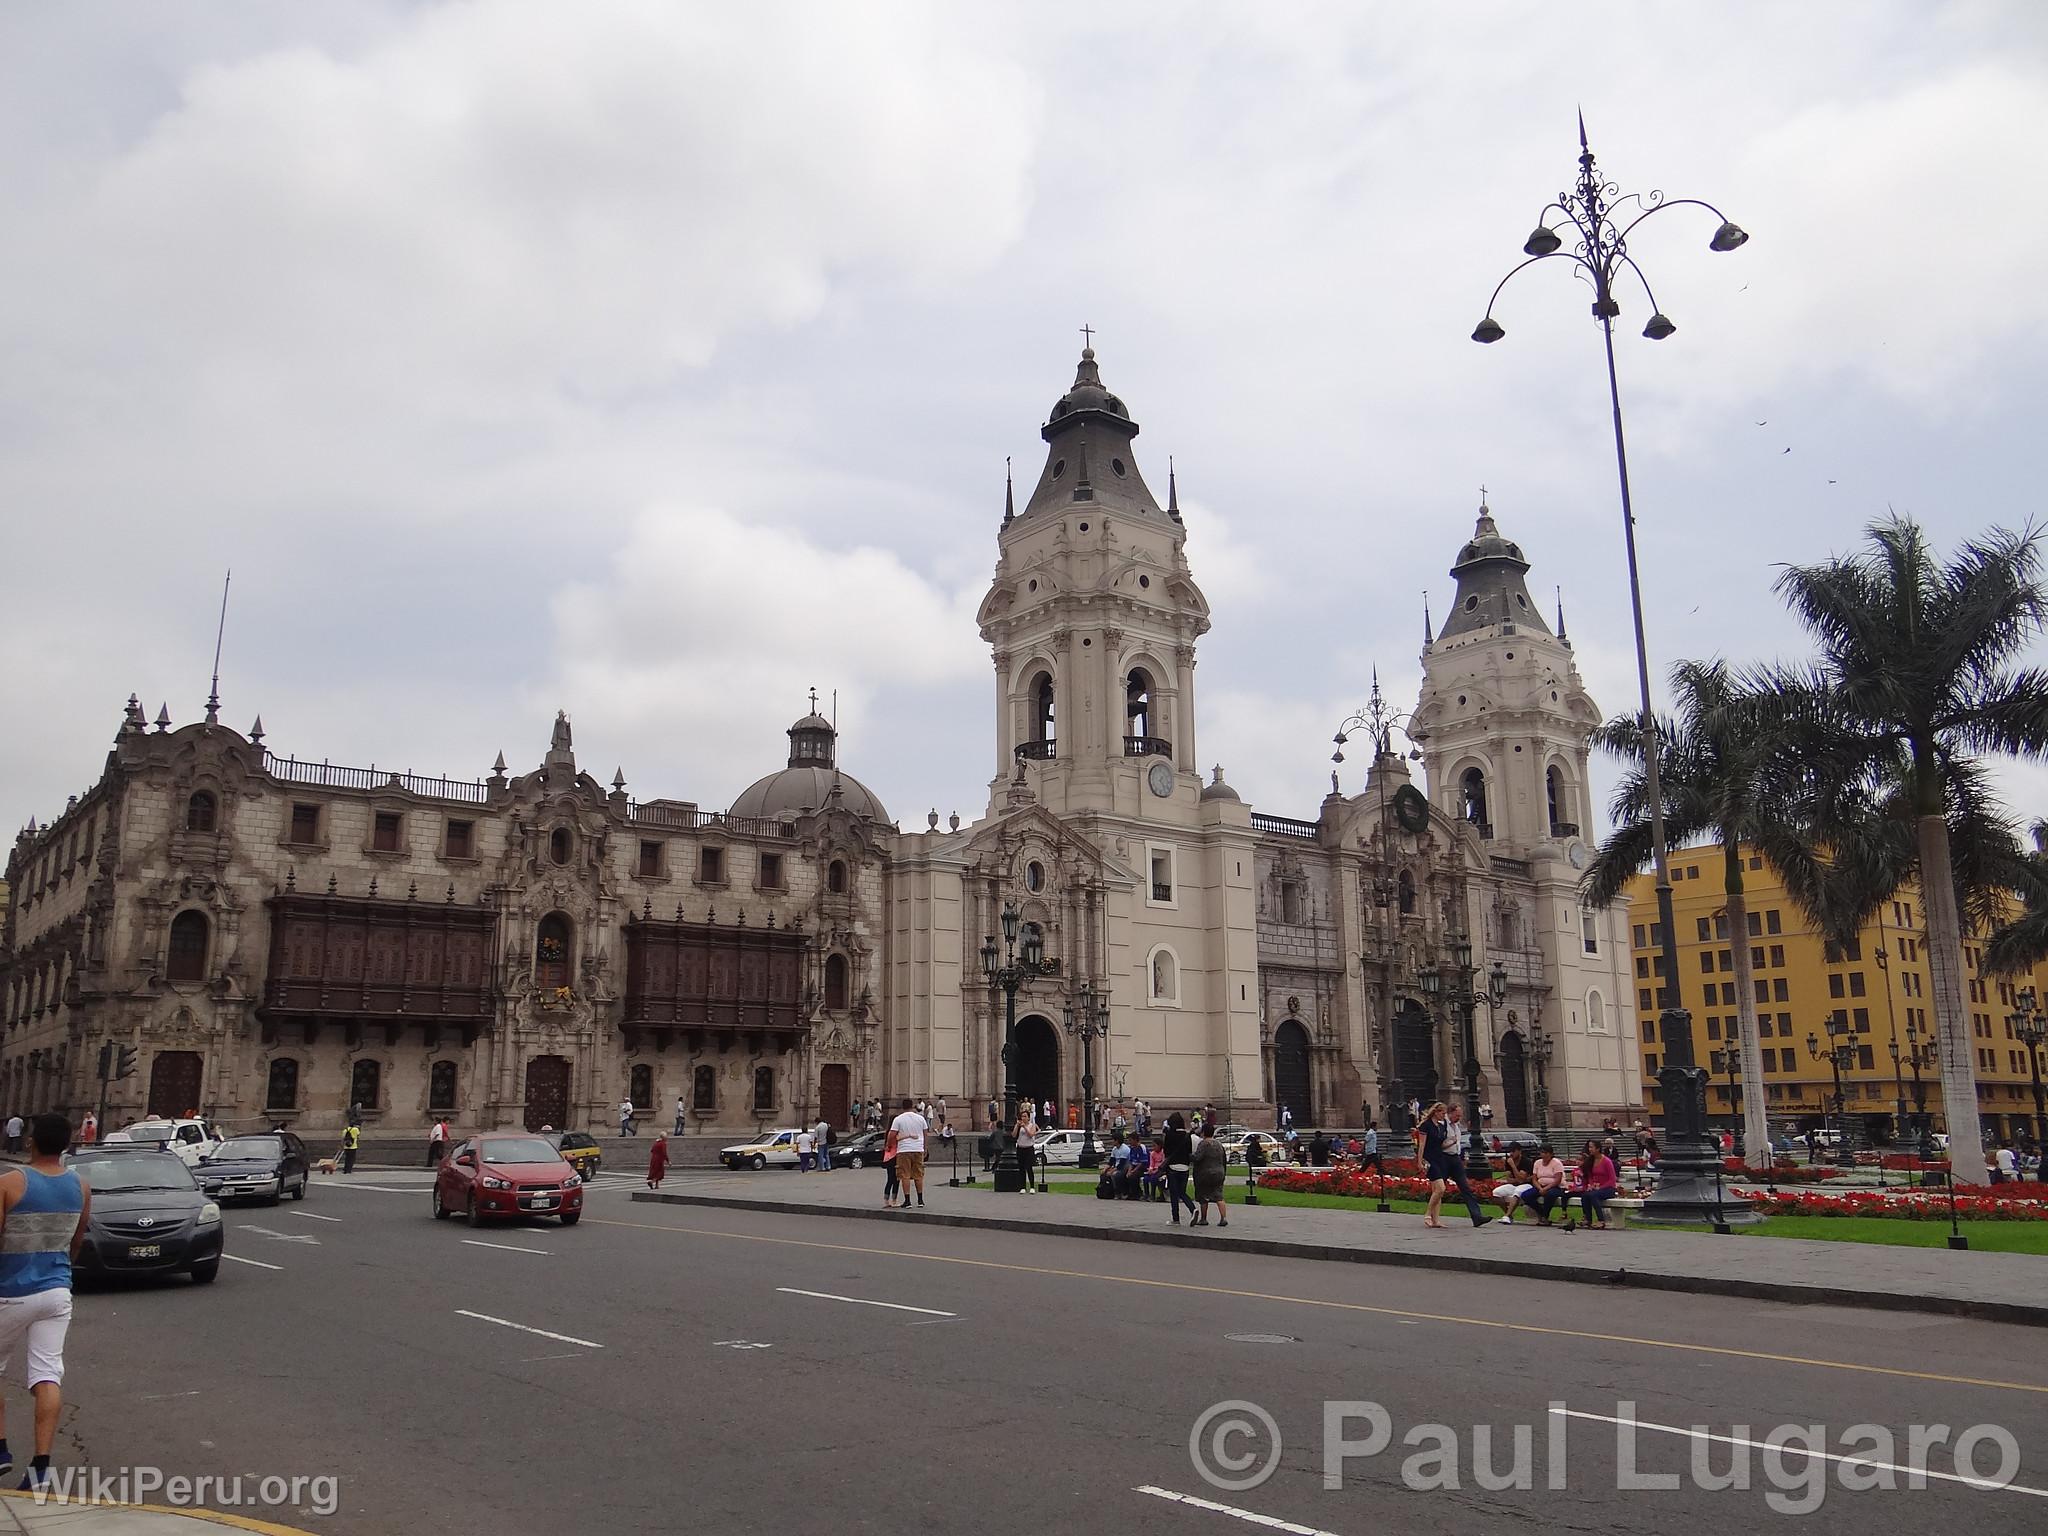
[36,1168,2048,1534]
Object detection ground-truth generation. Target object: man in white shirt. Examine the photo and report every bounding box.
[796,1127,817,1172]
[1993,1142,2019,1184]
[426,1117,447,1168]
[673,1096,687,1136]
[3,1116,20,1155]
[890,1099,929,1208]
[618,1098,636,1137]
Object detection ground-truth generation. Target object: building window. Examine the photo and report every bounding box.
[1581,909,1598,955]
[1397,869,1415,916]
[1773,977,1789,1002]
[1639,988,1653,1013]
[630,1063,653,1110]
[1025,860,1044,893]
[445,820,474,859]
[536,913,571,989]
[289,803,321,844]
[828,859,848,894]
[1770,944,1785,967]
[753,1066,776,1112]
[1696,917,1712,942]
[1765,909,1782,935]
[1633,924,1646,948]
[758,852,782,890]
[824,953,849,1012]
[549,827,571,866]
[699,846,725,884]
[186,791,217,833]
[693,1065,716,1112]
[1849,972,1866,998]
[1700,952,1715,975]
[167,911,209,983]
[1829,973,1845,999]
[429,1060,458,1112]
[1126,668,1156,740]
[349,1058,382,1111]
[264,1058,299,1112]
[372,812,402,853]
[1853,1007,1870,1031]
[1281,881,1303,925]
[1147,845,1175,904]
[1643,1017,1657,1043]
[1460,767,1490,831]
[638,840,663,878]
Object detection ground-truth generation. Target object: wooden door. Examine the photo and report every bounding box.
[523,1054,571,1133]
[819,1064,850,1129]
[147,1051,204,1118]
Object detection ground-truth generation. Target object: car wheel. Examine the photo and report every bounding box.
[292,1175,308,1201]
[560,1211,581,1226]
[190,1259,220,1285]
[467,1193,486,1228]
[432,1186,451,1220]
[750,1154,767,1171]
[847,1154,864,1169]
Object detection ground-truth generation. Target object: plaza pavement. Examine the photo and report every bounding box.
[0,1491,318,1535]
[633,1166,2048,1327]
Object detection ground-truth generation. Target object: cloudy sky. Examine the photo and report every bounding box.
[4,1,2046,845]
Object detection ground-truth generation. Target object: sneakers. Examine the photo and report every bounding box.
[18,1466,49,1493]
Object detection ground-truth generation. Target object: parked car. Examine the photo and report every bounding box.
[720,1129,802,1170]
[102,1117,222,1167]
[547,1130,604,1181]
[1034,1129,1093,1166]
[831,1129,891,1169]
[66,1148,223,1285]
[432,1134,584,1226]
[1219,1131,1286,1166]
[196,1132,311,1204]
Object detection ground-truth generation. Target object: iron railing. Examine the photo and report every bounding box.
[1123,735,1173,759]
[264,753,489,804]
[629,802,796,839]
[1251,813,1320,840]
[1015,740,1057,761]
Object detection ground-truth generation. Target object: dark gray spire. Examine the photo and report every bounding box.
[1003,456,1014,524]
[1438,499,1552,641]
[1167,456,1181,522]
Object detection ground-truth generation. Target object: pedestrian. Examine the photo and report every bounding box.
[890,1098,929,1209]
[1279,1104,1293,1134]
[341,1122,360,1174]
[1190,1124,1229,1227]
[935,1098,947,1129]
[1418,1102,1488,1229]
[1,1118,18,1156]
[75,1113,96,1149]
[427,1117,447,1168]
[1308,1128,1329,1167]
[0,1114,90,1492]
[1992,1141,2017,1184]
[1491,1144,1537,1225]
[881,1123,902,1207]
[796,1127,816,1172]
[1162,1112,1194,1225]
[1561,1139,1619,1231]
[1040,1099,1053,1133]
[1359,1118,1382,1175]
[647,1132,669,1189]
[673,1096,687,1136]
[618,1097,636,1137]
[1015,1107,1039,1191]
[815,1117,833,1173]
[1527,1143,1569,1225]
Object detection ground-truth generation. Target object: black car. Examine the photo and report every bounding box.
[67,1149,224,1285]
[196,1132,312,1204]
[831,1129,891,1169]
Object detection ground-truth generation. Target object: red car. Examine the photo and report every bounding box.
[433,1133,585,1226]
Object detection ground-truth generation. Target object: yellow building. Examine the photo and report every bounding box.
[1625,845,2048,1145]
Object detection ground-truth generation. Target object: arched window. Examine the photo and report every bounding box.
[429,1060,459,1112]
[827,860,847,895]
[1125,668,1154,741]
[693,1064,716,1112]
[1547,766,1572,833]
[1032,671,1056,749]
[167,911,210,983]
[185,791,217,833]
[349,1058,382,1110]
[753,1065,776,1112]
[1397,869,1416,917]
[1460,767,1490,832]
[1280,881,1303,925]
[824,954,849,1011]
[265,1058,299,1112]
[1149,946,1178,1004]
[549,827,571,866]
[536,914,571,989]
[630,1063,653,1110]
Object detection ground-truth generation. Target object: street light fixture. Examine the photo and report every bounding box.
[1806,1018,1860,1170]
[2012,987,2045,1172]
[1427,932,1507,1178]
[980,900,1058,1193]
[1473,114,1749,1225]
[1062,983,1111,1169]
[1525,995,1555,1144]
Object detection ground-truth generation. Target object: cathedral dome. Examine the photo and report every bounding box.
[1200,765,1242,802]
[1437,500,1553,642]
[729,703,890,824]
[1011,344,1166,526]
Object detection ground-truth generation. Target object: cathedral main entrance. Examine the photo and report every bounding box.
[523,1054,571,1133]
[1015,1015,1060,1124]
[819,1064,851,1130]
[1273,1021,1312,1128]
[1498,1030,1530,1128]
[147,1051,204,1119]
[1392,1000,1438,1129]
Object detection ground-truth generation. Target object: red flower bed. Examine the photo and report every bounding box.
[1256,1168,1436,1202]
[1722,1160,1845,1183]
[1732,1186,2048,1221]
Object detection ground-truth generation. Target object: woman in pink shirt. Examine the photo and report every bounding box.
[1564,1139,1619,1231]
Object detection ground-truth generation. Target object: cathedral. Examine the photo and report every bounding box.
[1,348,1641,1139]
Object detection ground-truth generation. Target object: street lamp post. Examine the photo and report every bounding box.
[2012,987,2045,1176]
[1428,932,1506,1179]
[1526,1001,1554,1144]
[1901,1018,1937,1163]
[1474,116,1749,1224]
[980,901,1058,1193]
[1806,1020,1859,1170]
[1875,941,1908,1147]
[1063,983,1111,1169]
[1711,1045,1743,1160]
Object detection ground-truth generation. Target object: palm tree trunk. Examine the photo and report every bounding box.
[1721,843,1774,1167]
[1920,811,1989,1183]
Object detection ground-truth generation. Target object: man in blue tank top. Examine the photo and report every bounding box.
[0,1114,90,1491]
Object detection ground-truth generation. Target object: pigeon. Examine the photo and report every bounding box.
[1783,447,1792,454]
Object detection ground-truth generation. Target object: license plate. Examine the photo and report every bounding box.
[521,1196,558,1210]
[127,1244,162,1259]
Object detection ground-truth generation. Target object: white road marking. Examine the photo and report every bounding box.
[240,1225,319,1244]
[775,1286,957,1318]
[1134,1486,1342,1535]
[454,1310,603,1349]
[289,1209,343,1222]
[221,1253,284,1271]
[712,1340,773,1350]
[461,1239,550,1256]
[1551,1409,2048,1498]
[311,1183,419,1193]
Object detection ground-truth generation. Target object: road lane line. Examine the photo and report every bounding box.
[221,1253,284,1271]
[309,1184,418,1193]
[775,1286,956,1317]
[462,1239,550,1256]
[288,1210,343,1222]
[1552,1409,2048,1498]
[454,1309,603,1349]
[240,1225,319,1245]
[588,1216,2048,1398]
[1135,1485,1341,1535]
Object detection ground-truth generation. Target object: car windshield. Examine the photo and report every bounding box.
[74,1155,197,1193]
[210,1137,282,1160]
[118,1126,175,1146]
[480,1138,563,1165]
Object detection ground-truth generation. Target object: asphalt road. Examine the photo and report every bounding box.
[37,1167,2048,1535]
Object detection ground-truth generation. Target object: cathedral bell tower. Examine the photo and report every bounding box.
[975,346,1212,820]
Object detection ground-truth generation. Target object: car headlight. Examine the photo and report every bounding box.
[561,1172,582,1189]
[481,1175,512,1191]
[198,1202,221,1225]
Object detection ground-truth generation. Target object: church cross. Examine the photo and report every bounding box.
[1080,323,1094,349]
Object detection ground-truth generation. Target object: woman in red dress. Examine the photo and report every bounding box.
[646,1133,670,1190]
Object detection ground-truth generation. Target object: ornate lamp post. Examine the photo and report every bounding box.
[1806,1019,1860,1170]
[2012,987,2045,1173]
[1710,1044,1743,1158]
[1898,1017,1937,1162]
[980,901,1056,1193]
[1473,116,1749,1223]
[1423,932,1507,1178]
[1063,982,1110,1169]
[1525,1004,1554,1143]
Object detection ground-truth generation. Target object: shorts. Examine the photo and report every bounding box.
[895,1150,925,1182]
[0,1288,73,1388]
[1493,1183,1535,1201]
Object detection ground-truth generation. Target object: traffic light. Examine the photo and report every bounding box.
[115,1045,138,1080]
[98,1042,114,1079]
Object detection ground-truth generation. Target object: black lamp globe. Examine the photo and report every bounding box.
[1709,220,1750,252]
[1523,225,1563,256]
[1642,312,1677,341]
[1471,317,1506,344]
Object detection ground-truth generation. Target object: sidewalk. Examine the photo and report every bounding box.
[632,1170,2048,1328]
[0,1490,319,1535]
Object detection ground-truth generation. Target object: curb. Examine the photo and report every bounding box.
[0,1488,325,1534]
[629,1190,2048,1330]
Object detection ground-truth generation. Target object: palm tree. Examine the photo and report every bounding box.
[1584,659,1811,1166]
[1767,515,2048,1183]
[1985,821,2048,976]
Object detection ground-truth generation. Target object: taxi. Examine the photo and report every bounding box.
[547,1129,604,1182]
[719,1129,802,1170]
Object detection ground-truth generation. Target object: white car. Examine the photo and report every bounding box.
[1032,1129,1095,1166]
[102,1117,221,1167]
[1219,1131,1287,1165]
[720,1129,804,1170]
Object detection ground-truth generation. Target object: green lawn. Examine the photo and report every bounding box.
[1036,1178,2048,1252]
